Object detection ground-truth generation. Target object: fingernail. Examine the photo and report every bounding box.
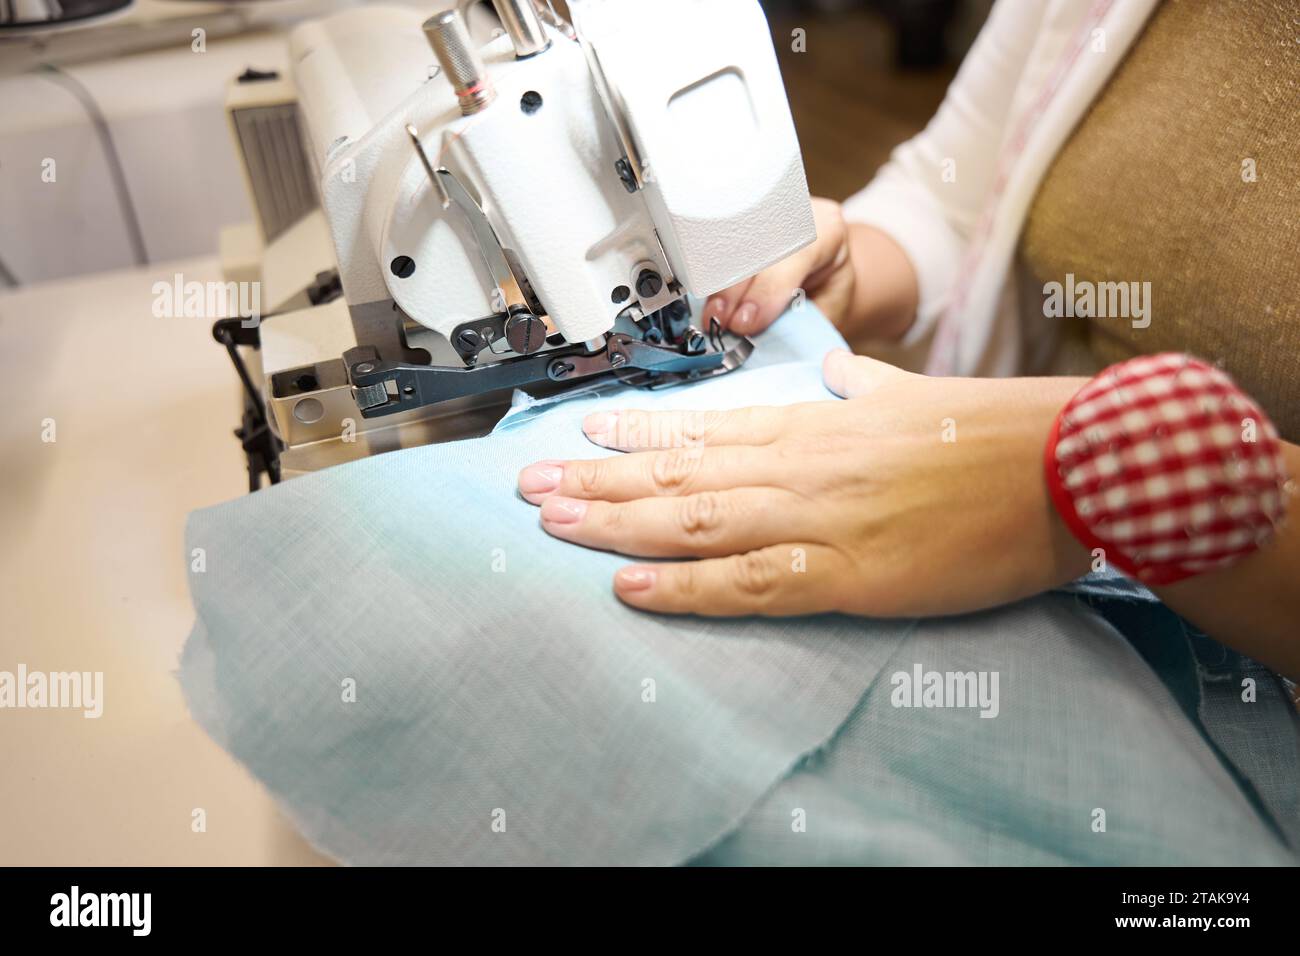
[705,297,727,321]
[732,302,758,332]
[583,411,619,442]
[540,496,587,524]
[615,565,657,591]
[519,461,563,496]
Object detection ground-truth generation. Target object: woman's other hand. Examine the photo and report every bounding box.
[700,197,921,343]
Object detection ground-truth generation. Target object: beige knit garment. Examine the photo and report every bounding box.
[1019,0,1299,440]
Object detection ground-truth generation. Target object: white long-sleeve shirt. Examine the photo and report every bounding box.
[842,0,1161,377]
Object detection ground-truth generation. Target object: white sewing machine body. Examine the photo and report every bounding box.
[219,0,814,481]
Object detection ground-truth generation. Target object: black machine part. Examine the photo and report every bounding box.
[212,317,282,489]
[215,298,751,488]
[348,299,750,419]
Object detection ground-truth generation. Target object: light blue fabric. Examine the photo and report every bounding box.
[698,595,1298,865]
[179,306,1298,865]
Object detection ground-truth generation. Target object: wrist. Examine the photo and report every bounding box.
[1023,378,1096,586]
[959,376,1092,605]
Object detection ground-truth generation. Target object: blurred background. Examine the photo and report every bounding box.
[0,0,991,289]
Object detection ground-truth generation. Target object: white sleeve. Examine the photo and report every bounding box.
[840,0,1045,345]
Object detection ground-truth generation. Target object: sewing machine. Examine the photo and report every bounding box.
[217,0,814,483]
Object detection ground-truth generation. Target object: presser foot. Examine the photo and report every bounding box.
[344,316,752,420]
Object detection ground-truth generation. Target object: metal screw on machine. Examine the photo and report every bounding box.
[505,312,547,354]
[455,329,482,353]
[636,269,663,299]
[424,9,495,115]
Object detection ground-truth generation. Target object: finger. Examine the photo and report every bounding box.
[729,252,828,336]
[821,348,908,399]
[612,544,849,616]
[725,196,846,335]
[581,404,799,451]
[699,278,755,330]
[537,488,810,558]
[519,444,784,504]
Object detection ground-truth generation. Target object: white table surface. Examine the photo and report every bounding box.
[0,256,330,864]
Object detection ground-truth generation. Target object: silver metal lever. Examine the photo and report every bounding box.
[405,124,450,209]
[435,167,528,315]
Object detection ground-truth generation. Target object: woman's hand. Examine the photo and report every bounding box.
[701,197,921,343]
[517,351,1092,618]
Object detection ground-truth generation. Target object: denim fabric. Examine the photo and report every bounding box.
[1061,570,1300,853]
[179,307,1298,865]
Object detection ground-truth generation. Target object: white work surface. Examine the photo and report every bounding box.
[0,257,330,864]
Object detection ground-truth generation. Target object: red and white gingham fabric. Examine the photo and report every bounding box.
[1045,353,1290,586]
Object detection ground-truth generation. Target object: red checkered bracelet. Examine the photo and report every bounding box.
[1044,353,1290,586]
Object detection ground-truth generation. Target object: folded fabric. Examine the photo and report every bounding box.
[180,306,1298,865]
